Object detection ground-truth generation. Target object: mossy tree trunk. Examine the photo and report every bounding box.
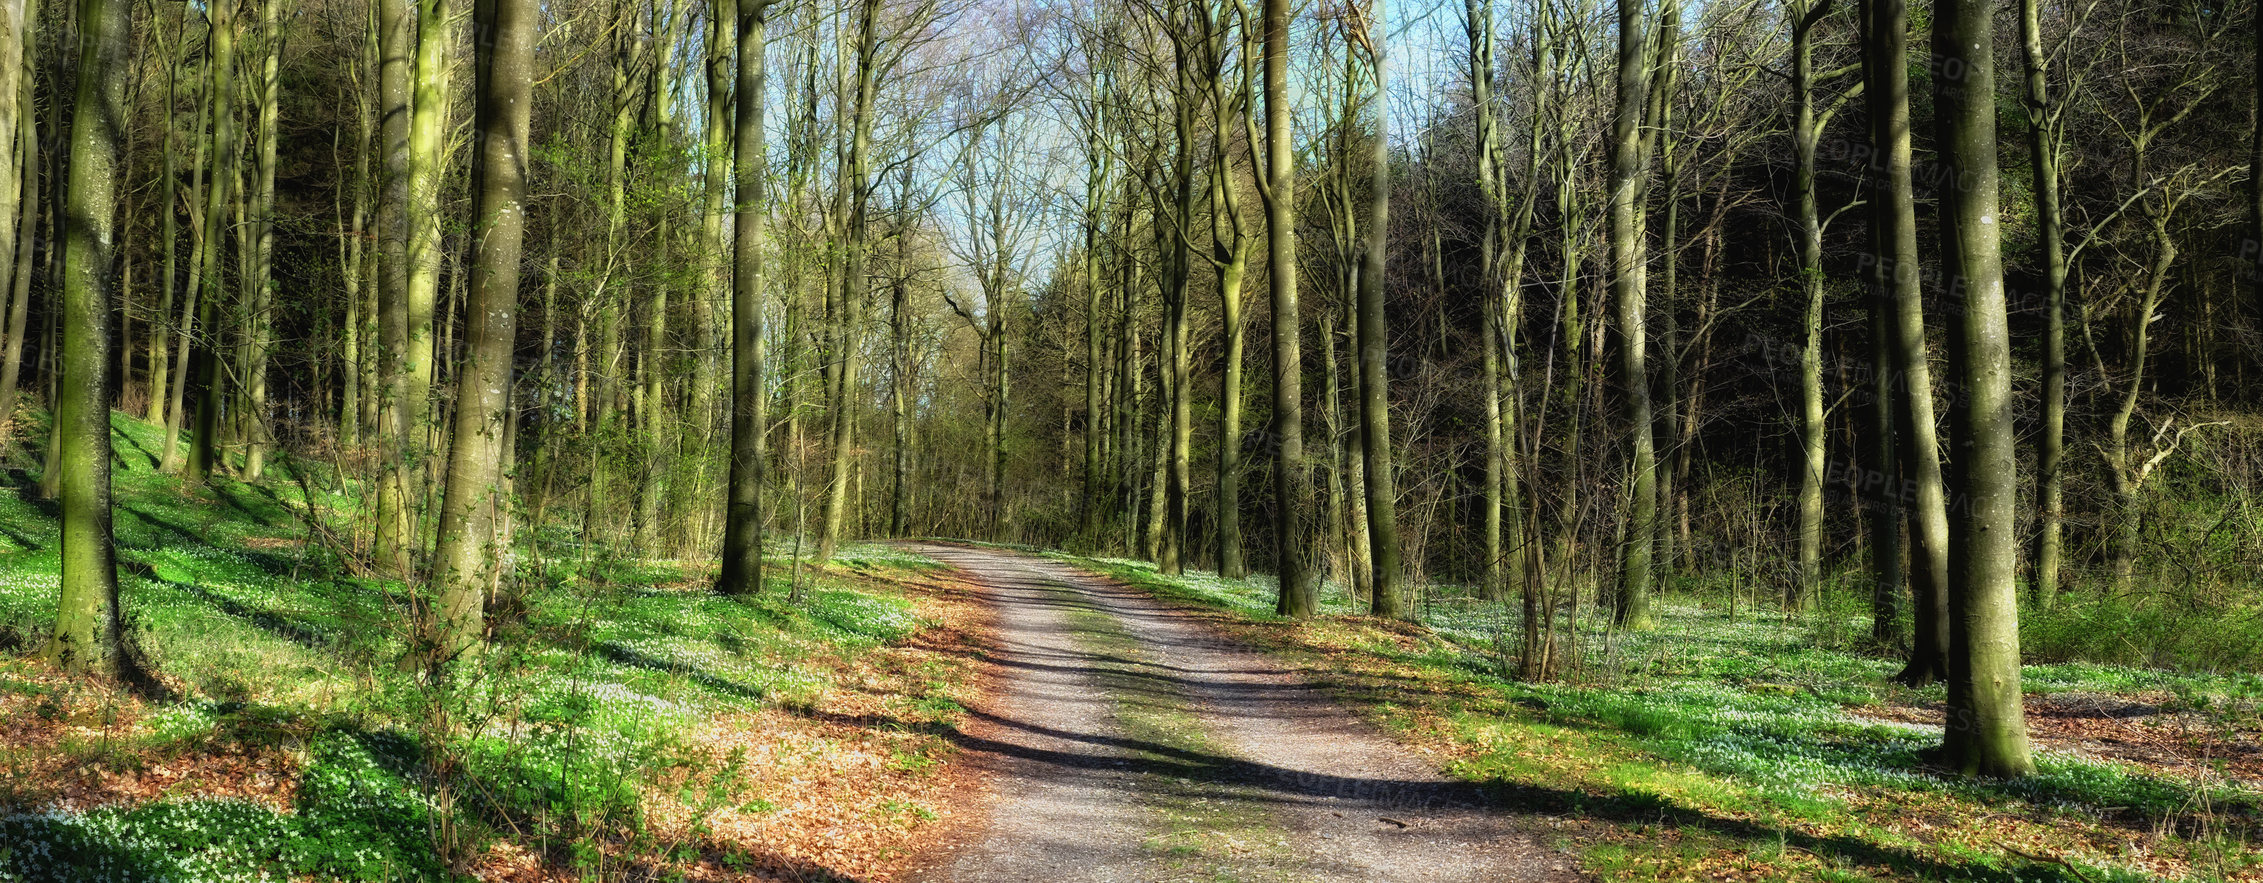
[425,0,533,671]
[1932,0,2033,778]
[1261,0,1318,617]
[2018,0,2068,610]
[47,0,129,679]
[1353,0,1405,619]
[1862,0,1948,685]
[240,0,282,481]
[186,0,239,486]
[0,0,31,442]
[374,0,416,570]
[1608,0,1656,630]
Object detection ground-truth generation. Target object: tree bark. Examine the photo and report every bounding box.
[374,0,416,568]
[1212,24,1252,580]
[1609,0,1657,629]
[1863,0,1949,685]
[1261,0,1318,616]
[339,8,376,448]
[48,0,129,678]
[717,0,771,595]
[815,0,882,563]
[0,9,33,441]
[240,0,282,481]
[2019,0,2066,609]
[427,0,531,669]
[696,0,732,454]
[1790,0,1830,611]
[186,0,239,485]
[1356,0,1405,618]
[1933,0,2033,777]
[1082,80,1112,550]
[0,0,23,435]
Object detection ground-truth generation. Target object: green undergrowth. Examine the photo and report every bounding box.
[0,409,956,881]
[1065,553,2262,882]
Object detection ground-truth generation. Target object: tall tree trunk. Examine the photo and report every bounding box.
[0,0,24,434]
[1156,67,1198,575]
[240,0,282,481]
[637,0,680,550]
[340,9,376,447]
[889,264,911,536]
[375,0,416,569]
[396,0,451,520]
[159,49,206,473]
[1790,0,1829,611]
[1356,0,1405,618]
[2019,0,2066,609]
[1856,2,1906,646]
[1213,183,1250,580]
[1609,0,1656,629]
[1082,101,1111,549]
[696,0,731,454]
[814,0,880,563]
[47,0,129,678]
[1473,0,1546,668]
[1650,3,1680,596]
[186,0,239,485]
[427,0,531,668]
[1864,0,1949,685]
[1262,0,1317,616]
[717,0,771,595]
[0,10,33,439]
[1933,0,2033,777]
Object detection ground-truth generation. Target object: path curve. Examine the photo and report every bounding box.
[907,544,1569,883]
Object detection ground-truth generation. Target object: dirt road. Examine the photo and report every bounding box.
[908,544,1570,883]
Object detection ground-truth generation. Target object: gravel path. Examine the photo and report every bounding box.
[908,544,1569,883]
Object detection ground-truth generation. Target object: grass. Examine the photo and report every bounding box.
[1064,553,2263,882]
[0,409,983,881]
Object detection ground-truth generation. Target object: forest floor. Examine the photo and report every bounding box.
[1050,552,2263,883]
[0,410,994,881]
[0,410,2259,881]
[899,543,1574,882]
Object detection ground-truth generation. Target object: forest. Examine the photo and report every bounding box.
[3,0,2262,874]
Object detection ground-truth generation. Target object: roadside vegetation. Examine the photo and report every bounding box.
[1066,552,2263,882]
[0,411,980,882]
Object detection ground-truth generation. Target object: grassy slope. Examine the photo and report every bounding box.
[0,411,982,882]
[1058,553,2263,883]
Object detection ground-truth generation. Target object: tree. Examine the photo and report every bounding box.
[0,0,30,446]
[238,0,284,482]
[1933,0,2032,778]
[186,0,239,485]
[1259,0,1318,617]
[1466,0,1547,669]
[2017,0,2071,608]
[1210,5,1256,580]
[426,0,535,668]
[374,0,416,569]
[1350,0,1405,619]
[0,0,22,432]
[1861,0,1949,686]
[1785,0,1848,611]
[46,0,130,677]
[1609,0,1657,630]
[717,0,773,596]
